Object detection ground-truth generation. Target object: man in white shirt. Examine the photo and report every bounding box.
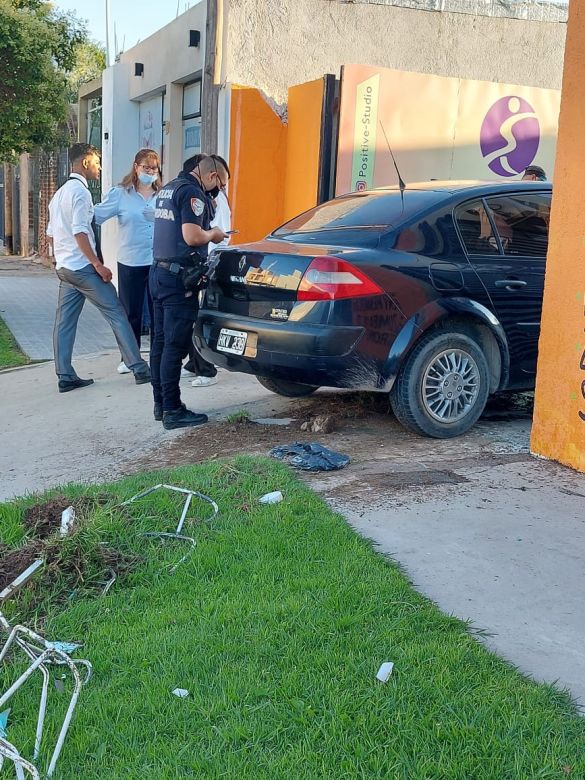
[48,143,150,393]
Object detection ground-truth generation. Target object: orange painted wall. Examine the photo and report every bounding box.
[228,86,287,244]
[283,79,325,222]
[531,1,585,472]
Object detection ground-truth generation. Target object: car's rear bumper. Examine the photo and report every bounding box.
[194,310,386,388]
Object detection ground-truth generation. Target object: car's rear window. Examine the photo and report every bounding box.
[273,190,445,236]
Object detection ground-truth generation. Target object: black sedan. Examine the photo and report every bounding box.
[195,181,551,438]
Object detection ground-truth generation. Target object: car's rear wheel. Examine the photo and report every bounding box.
[390,330,490,438]
[257,376,319,398]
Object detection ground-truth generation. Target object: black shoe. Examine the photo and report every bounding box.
[134,368,151,385]
[154,401,185,421]
[163,407,208,430]
[58,377,94,393]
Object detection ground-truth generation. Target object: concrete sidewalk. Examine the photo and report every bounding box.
[0,272,117,360]
[307,420,585,707]
[0,353,288,501]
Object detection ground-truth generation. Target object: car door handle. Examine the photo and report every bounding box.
[494,279,527,289]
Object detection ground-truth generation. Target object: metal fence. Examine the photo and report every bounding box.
[342,0,568,22]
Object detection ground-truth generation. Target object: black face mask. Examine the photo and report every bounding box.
[208,185,220,199]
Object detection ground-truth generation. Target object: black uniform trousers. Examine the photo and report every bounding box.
[149,264,198,412]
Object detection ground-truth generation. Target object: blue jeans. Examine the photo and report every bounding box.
[53,265,149,380]
[149,265,199,411]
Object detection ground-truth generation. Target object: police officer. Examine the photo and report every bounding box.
[150,154,228,429]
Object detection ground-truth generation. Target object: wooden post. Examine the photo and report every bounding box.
[201,0,219,154]
[3,164,13,254]
[19,153,30,257]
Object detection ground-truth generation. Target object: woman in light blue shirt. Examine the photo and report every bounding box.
[95,148,161,374]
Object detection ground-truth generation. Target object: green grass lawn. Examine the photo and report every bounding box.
[0,316,28,369]
[1,458,584,780]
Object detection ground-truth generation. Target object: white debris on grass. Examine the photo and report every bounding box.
[59,507,75,537]
[376,662,394,682]
[259,491,284,505]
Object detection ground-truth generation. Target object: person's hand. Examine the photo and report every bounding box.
[95,263,113,283]
[209,227,228,244]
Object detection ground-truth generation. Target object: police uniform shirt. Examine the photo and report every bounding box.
[153,170,212,261]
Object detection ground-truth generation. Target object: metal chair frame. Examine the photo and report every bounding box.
[0,562,92,778]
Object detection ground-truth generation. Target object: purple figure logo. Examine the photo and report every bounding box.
[480,96,540,177]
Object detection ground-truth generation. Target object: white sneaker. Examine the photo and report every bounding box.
[117,362,131,374]
[181,367,196,378]
[191,376,218,387]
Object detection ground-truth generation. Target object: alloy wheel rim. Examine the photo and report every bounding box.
[422,349,480,423]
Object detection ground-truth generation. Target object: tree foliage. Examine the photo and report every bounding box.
[67,40,106,102]
[0,0,98,161]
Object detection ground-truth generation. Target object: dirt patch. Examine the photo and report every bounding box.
[24,495,108,538]
[122,389,534,485]
[125,392,394,474]
[24,497,73,537]
[125,418,324,474]
[3,496,139,611]
[0,535,141,614]
[0,541,43,592]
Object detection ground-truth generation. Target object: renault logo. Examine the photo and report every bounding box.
[238,255,247,273]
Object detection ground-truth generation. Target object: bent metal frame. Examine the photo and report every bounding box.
[0,560,92,778]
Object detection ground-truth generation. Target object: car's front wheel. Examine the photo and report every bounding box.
[257,376,319,398]
[390,330,490,438]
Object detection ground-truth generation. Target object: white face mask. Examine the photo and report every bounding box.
[138,172,157,185]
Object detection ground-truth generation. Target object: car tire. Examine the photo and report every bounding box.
[390,329,490,439]
[256,376,319,398]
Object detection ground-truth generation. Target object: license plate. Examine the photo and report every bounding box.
[217,328,248,355]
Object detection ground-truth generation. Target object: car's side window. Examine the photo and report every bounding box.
[455,200,500,255]
[484,193,551,258]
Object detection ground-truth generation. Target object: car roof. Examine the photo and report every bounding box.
[371,180,552,196]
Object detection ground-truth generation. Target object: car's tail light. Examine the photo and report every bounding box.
[297,256,384,301]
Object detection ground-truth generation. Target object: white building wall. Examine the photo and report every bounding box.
[224,0,566,105]
[101,1,207,191]
[100,62,140,284]
[99,2,209,279]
